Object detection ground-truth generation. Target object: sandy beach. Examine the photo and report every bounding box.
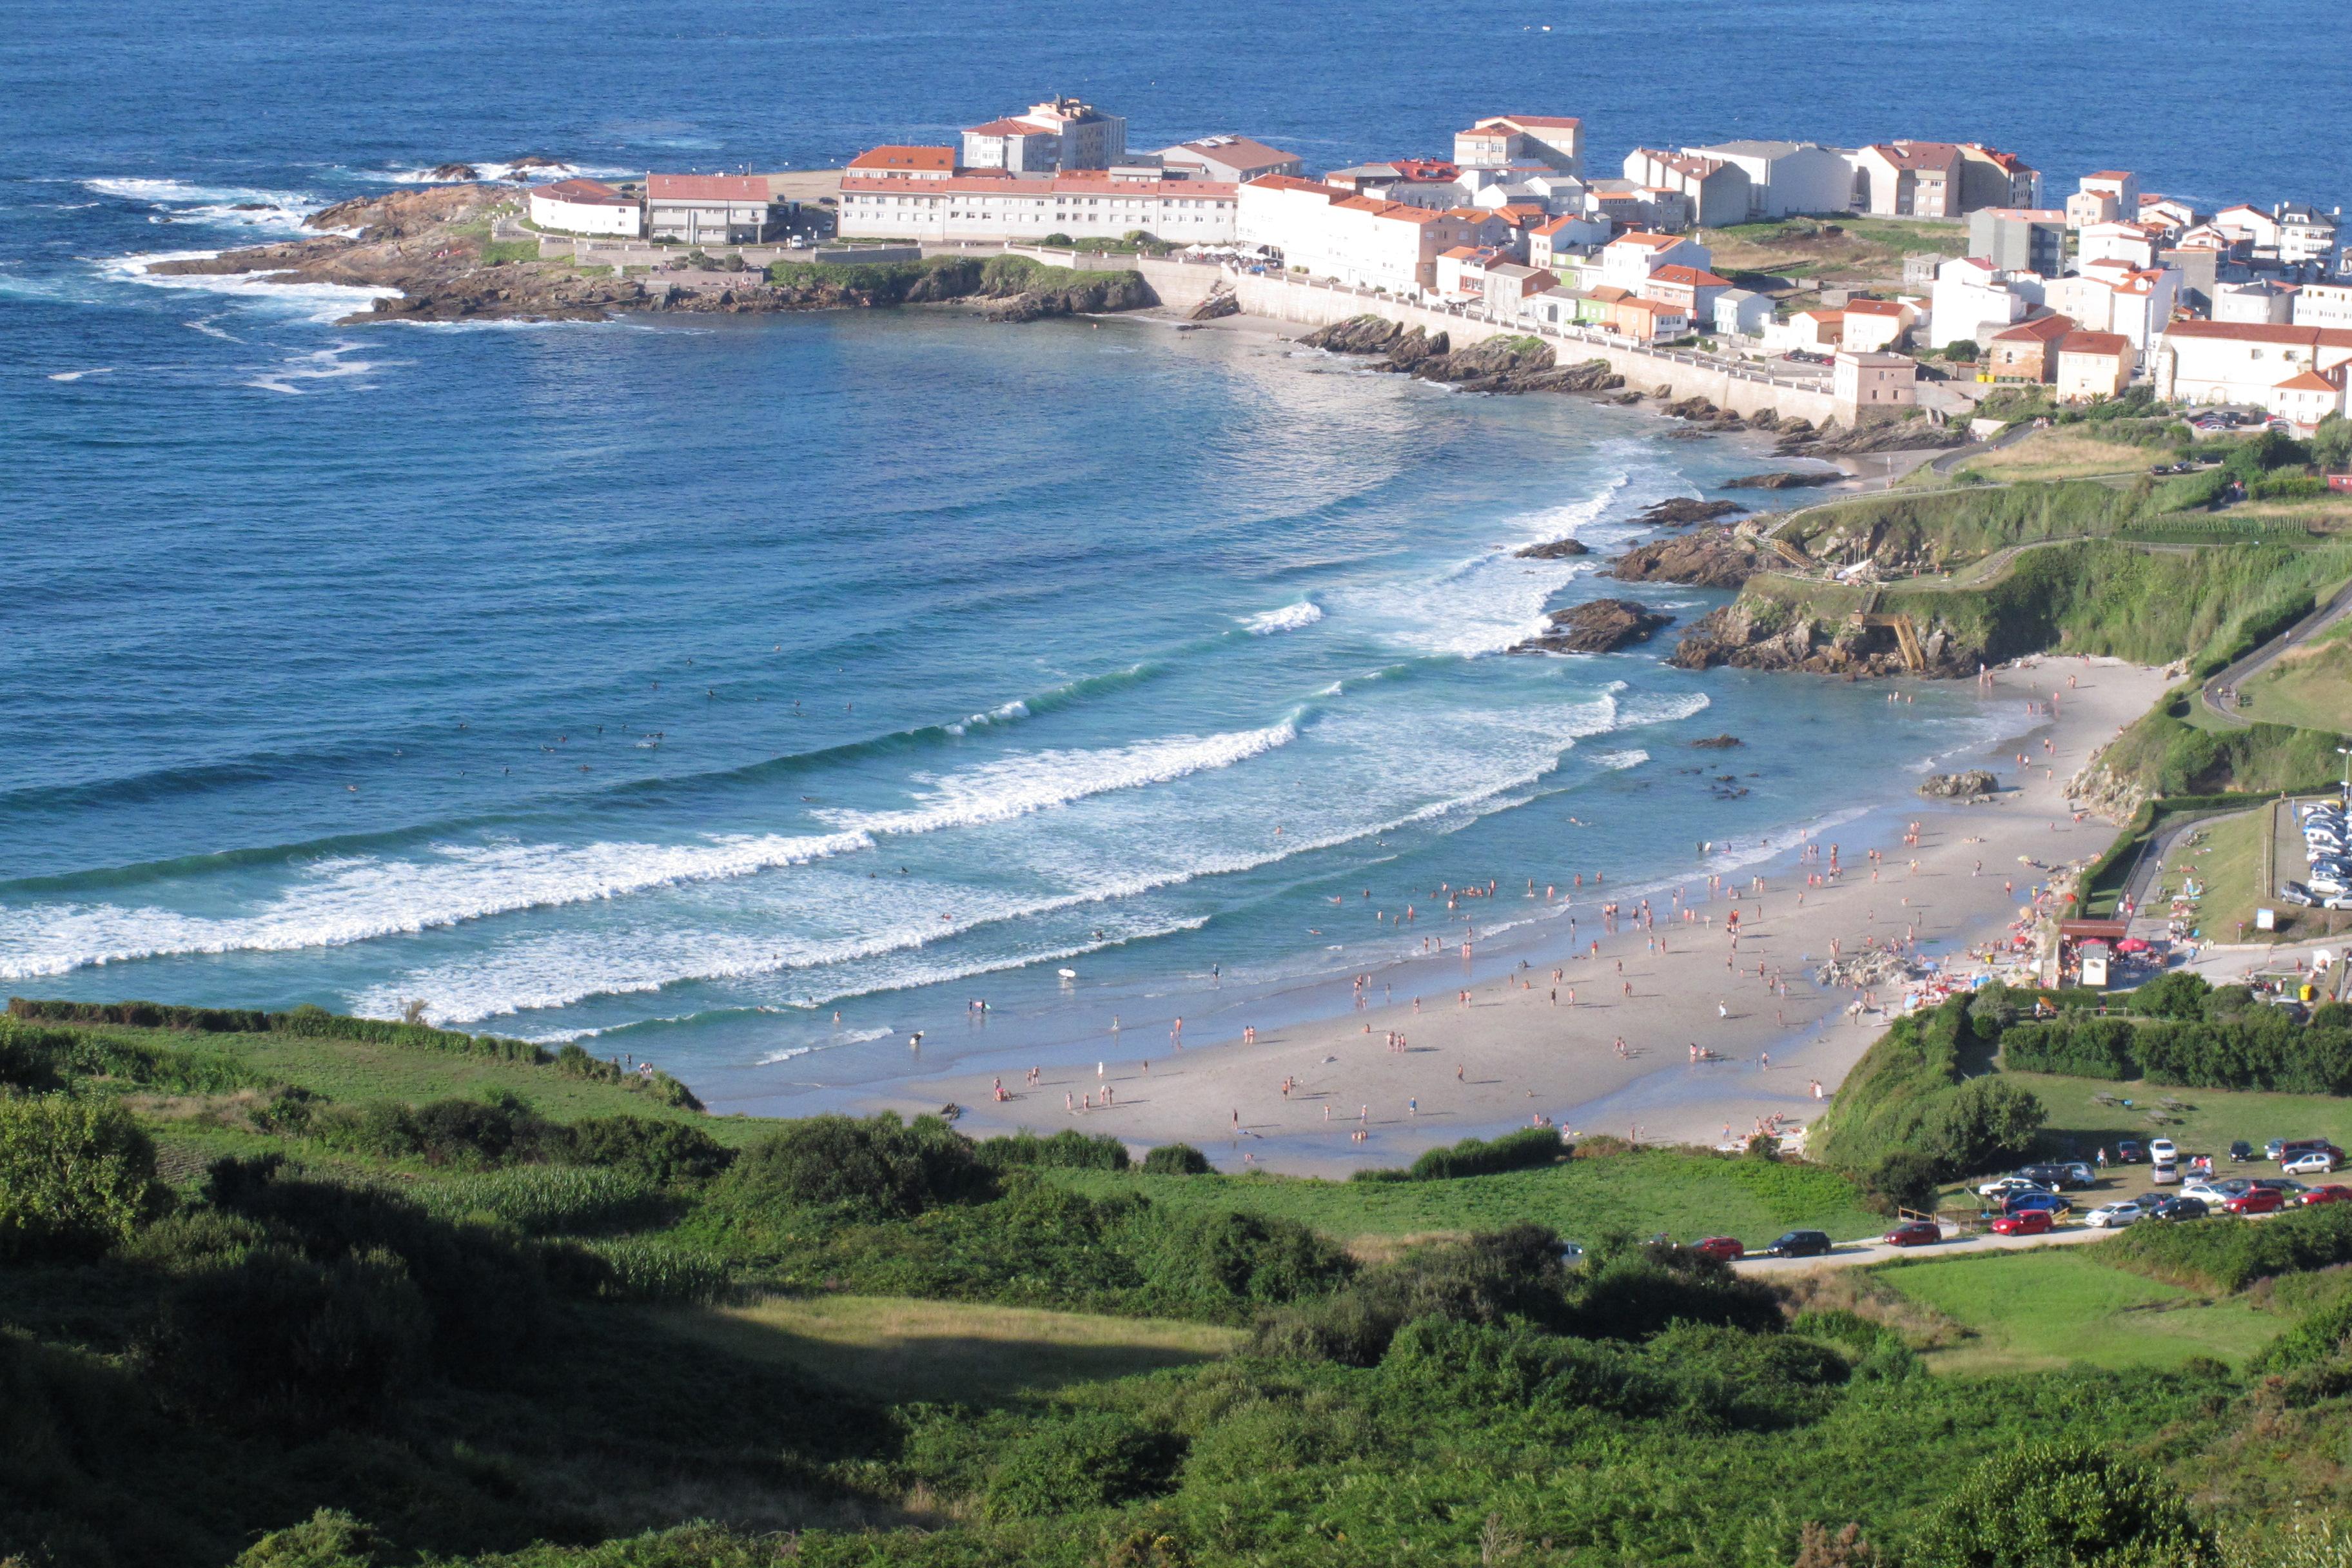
[885,658,2173,1172]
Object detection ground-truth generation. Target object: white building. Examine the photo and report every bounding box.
[837,173,1235,244]
[2214,280,2297,325]
[1598,231,1711,291]
[1712,287,1774,338]
[527,178,643,237]
[2294,284,2352,331]
[963,97,1126,173]
[2079,220,2166,270]
[1928,255,2044,348]
[645,175,785,245]
[1236,175,1477,294]
[2044,261,2177,361]
[1157,136,1303,184]
[2212,204,2282,250]
[1621,149,1751,229]
[1840,297,1920,353]
[1834,351,1918,414]
[2152,320,2352,406]
[1452,115,1584,176]
[845,146,957,181]
[2278,202,2342,266]
[1527,212,1609,270]
[2068,171,2139,231]
[2271,368,2349,433]
[1678,139,1854,219]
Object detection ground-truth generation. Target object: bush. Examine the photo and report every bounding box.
[420,1166,671,1236]
[2107,1203,2352,1292]
[977,1128,1131,1171]
[720,1112,992,1219]
[1141,1142,1211,1175]
[551,1115,734,1184]
[234,1509,379,1568]
[1911,1440,2217,1567]
[0,1097,160,1261]
[1404,1126,1563,1181]
[2129,970,2211,1020]
[1123,1208,1354,1313]
[983,1412,1182,1519]
[1861,1150,1942,1215]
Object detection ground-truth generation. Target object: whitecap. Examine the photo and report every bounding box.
[46,368,113,382]
[1244,600,1323,635]
[98,252,402,324]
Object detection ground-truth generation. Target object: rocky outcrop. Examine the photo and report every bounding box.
[2064,747,2150,825]
[1919,770,1999,799]
[1634,498,1745,528]
[1607,529,1766,590]
[1777,417,1968,459]
[1816,950,1932,989]
[1188,283,1240,320]
[1515,536,1591,560]
[1667,598,1981,678]
[981,271,1158,322]
[1724,470,1845,490]
[427,162,482,182]
[1300,317,1623,395]
[1691,734,1743,749]
[1299,315,1410,355]
[509,155,567,172]
[1658,395,1751,432]
[1511,599,1671,655]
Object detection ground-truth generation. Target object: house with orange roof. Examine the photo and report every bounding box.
[2068,172,2139,231]
[847,146,957,181]
[1986,313,2077,383]
[1453,115,1584,176]
[2080,220,2169,270]
[1238,175,1476,293]
[1637,261,1734,323]
[838,172,1235,244]
[1622,148,1751,228]
[1957,144,2042,210]
[527,177,643,238]
[2054,331,2134,402]
[1528,211,1609,272]
[2153,320,2352,406]
[1598,230,1712,291]
[1611,295,1693,343]
[1839,296,1922,353]
[1770,308,1845,353]
[2271,366,2349,433]
[962,97,1125,173]
[1851,142,1965,219]
[645,174,787,245]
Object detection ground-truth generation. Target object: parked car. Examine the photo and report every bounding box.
[2286,1152,2338,1175]
[1764,1230,1833,1258]
[2084,1200,2150,1229]
[2283,884,2319,907]
[1692,1236,1746,1262]
[2150,1162,2181,1185]
[2226,1188,2286,1215]
[1992,1210,2055,1237]
[2280,1140,2346,1165]
[2252,1178,2311,1197]
[1977,1176,2050,1200]
[2182,1179,2251,1206]
[2149,1139,2179,1164]
[1883,1220,1942,1248]
[2003,1191,2073,1216]
[2146,1195,2210,1220]
[2017,1162,2093,1191]
[2115,1140,2146,1164]
[2303,1185,2352,1206]
[2229,1141,2256,1162]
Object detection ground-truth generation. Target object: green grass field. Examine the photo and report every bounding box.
[2241,619,2352,733]
[1872,1247,2284,1373]
[659,1295,1240,1405]
[2003,1070,2352,1171]
[1053,1148,1887,1253]
[1945,430,2162,485]
[2148,805,2273,941]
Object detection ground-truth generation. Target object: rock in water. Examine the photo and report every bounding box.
[1188,284,1240,320]
[427,162,482,182]
[1690,734,1743,749]
[1918,770,1999,799]
[1510,599,1672,655]
[1608,530,1764,589]
[507,155,567,172]
[1298,315,1406,355]
[1723,470,1844,489]
[1514,536,1591,560]
[1633,498,1745,527]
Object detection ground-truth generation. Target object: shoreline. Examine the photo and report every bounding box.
[867,658,2169,1175]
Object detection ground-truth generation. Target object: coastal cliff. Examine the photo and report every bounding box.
[1298,316,1625,395]
[146,186,1158,325]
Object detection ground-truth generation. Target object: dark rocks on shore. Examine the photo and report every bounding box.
[1298,315,1623,396]
[1188,284,1240,320]
[428,162,482,182]
[981,271,1157,322]
[1777,416,1966,459]
[1690,734,1744,749]
[507,155,567,171]
[1723,470,1845,490]
[1667,601,1975,678]
[1607,529,1764,590]
[1515,536,1592,560]
[1510,598,1672,656]
[1919,770,2000,799]
[1633,498,1745,528]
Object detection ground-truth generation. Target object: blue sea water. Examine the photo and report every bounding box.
[4,0,2347,1113]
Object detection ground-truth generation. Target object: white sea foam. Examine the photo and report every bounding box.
[945,699,1030,736]
[46,368,113,382]
[817,721,1299,839]
[246,342,383,395]
[98,253,403,324]
[374,159,640,186]
[1244,600,1323,635]
[83,178,322,237]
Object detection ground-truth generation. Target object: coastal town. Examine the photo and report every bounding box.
[510,92,2352,433]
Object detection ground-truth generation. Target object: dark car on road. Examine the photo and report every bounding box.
[2141,1195,2210,1220]
[1882,1220,1941,1248]
[2230,1141,2255,1162]
[2002,1190,2074,1217]
[1764,1230,1833,1257]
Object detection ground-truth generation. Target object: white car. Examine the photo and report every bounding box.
[2286,1152,2338,1175]
[2148,1139,2178,1164]
[2182,1179,2251,1207]
[2150,1162,2181,1185]
[1977,1177,2051,1200]
[2084,1200,2150,1228]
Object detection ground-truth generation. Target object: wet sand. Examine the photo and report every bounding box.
[883,659,2170,1174]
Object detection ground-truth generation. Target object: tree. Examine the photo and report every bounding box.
[1919,1077,2045,1177]
[2311,413,2352,471]
[2129,970,2211,1021]
[1912,1440,2217,1567]
[0,1097,159,1260]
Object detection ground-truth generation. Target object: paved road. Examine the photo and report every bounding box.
[1735,1217,2114,1276]
[2201,576,2352,727]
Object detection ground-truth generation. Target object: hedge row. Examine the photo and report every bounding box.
[2001,1012,2352,1094]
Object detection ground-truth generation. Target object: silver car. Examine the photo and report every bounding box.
[2084,1200,2149,1228]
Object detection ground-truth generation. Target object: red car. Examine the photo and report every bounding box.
[2225,1188,2284,1215]
[1991,1210,2054,1237]
[2304,1185,2352,1206]
[1883,1220,1942,1248]
[1692,1236,1745,1262]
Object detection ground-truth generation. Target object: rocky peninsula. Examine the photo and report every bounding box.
[144,183,1158,326]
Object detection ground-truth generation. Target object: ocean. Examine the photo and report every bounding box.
[5,0,2347,1116]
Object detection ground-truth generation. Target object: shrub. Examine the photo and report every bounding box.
[1861,1150,1941,1215]
[1910,1440,2217,1567]
[420,1166,671,1236]
[2107,1203,2352,1292]
[1141,1142,1211,1175]
[977,1128,1131,1171]
[576,1239,731,1305]
[1405,1126,1563,1181]
[983,1412,1182,1519]
[2129,970,2211,1020]
[1124,1208,1354,1311]
[721,1112,992,1219]
[0,1097,160,1261]
[551,1115,733,1184]
[234,1509,379,1568]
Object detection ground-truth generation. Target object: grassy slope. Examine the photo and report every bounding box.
[662,1295,1240,1404]
[1872,1247,2284,1373]
[2006,1068,2352,1161]
[1945,429,2171,485]
[1051,1149,1886,1251]
[2243,618,2352,732]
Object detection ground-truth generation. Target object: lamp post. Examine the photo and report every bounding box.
[2338,745,2351,808]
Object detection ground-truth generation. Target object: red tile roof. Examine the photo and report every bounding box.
[1843,299,1909,316]
[849,146,956,172]
[840,175,1234,197]
[1607,230,1687,251]
[1650,263,1731,288]
[2167,320,2352,349]
[2058,331,2131,357]
[2275,369,2342,393]
[1244,173,1339,199]
[966,117,1053,137]
[646,174,771,202]
[1992,313,2078,343]
[1492,115,1583,130]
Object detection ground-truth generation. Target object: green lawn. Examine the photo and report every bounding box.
[2147,805,2273,941]
[1872,1247,2284,1373]
[2003,1070,2352,1171]
[1052,1149,1886,1253]
[2241,618,2352,733]
[658,1294,1239,1405]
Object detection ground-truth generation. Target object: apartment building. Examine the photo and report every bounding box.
[837,173,1235,243]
